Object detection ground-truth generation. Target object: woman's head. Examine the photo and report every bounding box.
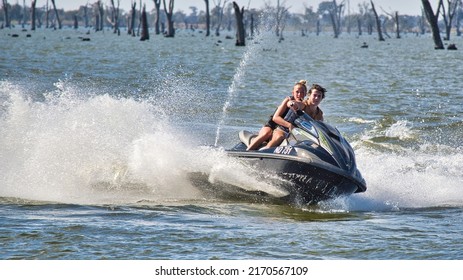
[292,80,307,101]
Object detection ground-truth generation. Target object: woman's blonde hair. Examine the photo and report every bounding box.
[294,80,308,93]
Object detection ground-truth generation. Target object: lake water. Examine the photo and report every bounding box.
[1,23,463,265]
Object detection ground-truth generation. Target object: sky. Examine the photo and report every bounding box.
[34,0,424,16]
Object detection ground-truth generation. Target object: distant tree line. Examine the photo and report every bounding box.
[1,0,462,47]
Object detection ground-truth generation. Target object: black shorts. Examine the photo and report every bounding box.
[264,120,278,130]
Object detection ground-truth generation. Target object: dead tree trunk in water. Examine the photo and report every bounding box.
[137,0,141,36]
[45,0,49,28]
[153,0,161,35]
[250,13,254,38]
[456,7,462,36]
[439,0,460,41]
[95,14,100,31]
[50,0,62,29]
[328,0,344,38]
[109,0,120,34]
[383,9,401,39]
[163,0,175,37]
[205,0,210,36]
[128,2,136,36]
[99,2,104,31]
[140,4,149,41]
[394,11,400,38]
[233,1,245,46]
[370,0,384,41]
[357,18,362,36]
[421,0,444,49]
[31,0,37,30]
[22,0,26,28]
[214,0,227,37]
[84,4,89,28]
[2,0,11,28]
[328,12,338,38]
[94,1,104,32]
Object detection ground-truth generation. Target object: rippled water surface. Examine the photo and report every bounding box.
[1,26,462,260]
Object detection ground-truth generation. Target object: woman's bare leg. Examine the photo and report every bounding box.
[262,129,286,149]
[247,126,272,150]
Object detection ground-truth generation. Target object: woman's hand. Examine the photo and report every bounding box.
[288,101,303,111]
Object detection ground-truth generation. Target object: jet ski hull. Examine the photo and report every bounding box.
[225,149,366,204]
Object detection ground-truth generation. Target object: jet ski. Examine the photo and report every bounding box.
[223,111,367,205]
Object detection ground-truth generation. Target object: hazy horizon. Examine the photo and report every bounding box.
[30,0,424,16]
